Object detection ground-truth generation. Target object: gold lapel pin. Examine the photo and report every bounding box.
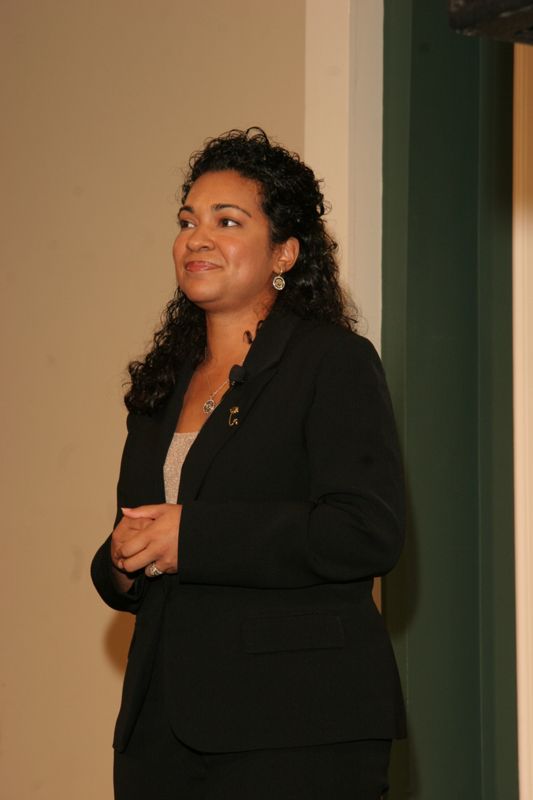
[228,406,240,427]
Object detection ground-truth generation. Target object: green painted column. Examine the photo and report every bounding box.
[381,2,517,798]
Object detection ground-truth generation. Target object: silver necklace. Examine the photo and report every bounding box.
[201,329,254,415]
[203,377,229,415]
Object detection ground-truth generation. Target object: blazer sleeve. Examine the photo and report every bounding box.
[178,334,405,589]
[90,417,147,613]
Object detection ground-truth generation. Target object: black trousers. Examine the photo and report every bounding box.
[115,638,391,800]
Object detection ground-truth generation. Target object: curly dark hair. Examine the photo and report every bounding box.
[125,128,356,414]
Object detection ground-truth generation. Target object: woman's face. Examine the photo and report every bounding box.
[173,170,297,315]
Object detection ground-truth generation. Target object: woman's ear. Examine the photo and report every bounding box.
[276,237,300,273]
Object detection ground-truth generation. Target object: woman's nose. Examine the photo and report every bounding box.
[186,222,214,251]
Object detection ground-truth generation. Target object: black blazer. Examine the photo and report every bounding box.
[91,312,406,753]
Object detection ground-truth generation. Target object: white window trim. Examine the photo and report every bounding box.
[304,0,383,351]
[513,42,533,800]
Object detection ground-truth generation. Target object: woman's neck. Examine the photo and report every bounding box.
[204,307,269,366]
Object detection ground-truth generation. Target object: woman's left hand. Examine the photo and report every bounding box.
[116,504,182,577]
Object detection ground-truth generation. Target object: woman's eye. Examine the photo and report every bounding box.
[178,218,194,229]
[220,218,239,228]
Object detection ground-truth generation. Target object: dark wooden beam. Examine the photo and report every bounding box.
[449,0,533,44]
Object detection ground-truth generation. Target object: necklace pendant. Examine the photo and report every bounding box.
[203,397,216,415]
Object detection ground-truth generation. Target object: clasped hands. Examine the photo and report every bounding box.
[111,503,182,578]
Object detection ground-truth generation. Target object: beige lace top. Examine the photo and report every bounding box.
[163,431,198,503]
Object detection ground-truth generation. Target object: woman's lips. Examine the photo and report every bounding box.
[185,260,221,272]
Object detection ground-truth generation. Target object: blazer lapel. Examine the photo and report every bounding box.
[178,313,301,503]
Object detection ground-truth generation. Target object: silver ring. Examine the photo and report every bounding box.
[148,561,163,578]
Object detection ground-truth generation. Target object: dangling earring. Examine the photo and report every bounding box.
[272,270,285,291]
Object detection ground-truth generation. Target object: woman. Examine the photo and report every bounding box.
[92,128,406,799]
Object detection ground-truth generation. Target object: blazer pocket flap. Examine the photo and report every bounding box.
[243,613,345,654]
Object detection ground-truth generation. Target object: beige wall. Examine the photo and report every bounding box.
[1,2,386,797]
[0,2,304,797]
